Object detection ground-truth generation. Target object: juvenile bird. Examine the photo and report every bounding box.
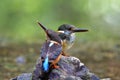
[57,24,88,55]
[38,22,63,73]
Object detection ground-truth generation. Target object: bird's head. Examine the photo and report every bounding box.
[38,22,62,44]
[58,24,88,34]
[57,24,88,50]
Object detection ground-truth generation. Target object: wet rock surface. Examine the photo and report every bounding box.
[11,56,100,80]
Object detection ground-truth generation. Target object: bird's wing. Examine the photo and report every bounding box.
[40,40,62,61]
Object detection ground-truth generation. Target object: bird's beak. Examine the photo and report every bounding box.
[72,28,88,33]
[37,22,50,38]
[38,22,48,32]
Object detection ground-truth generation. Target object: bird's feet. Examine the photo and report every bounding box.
[51,64,59,69]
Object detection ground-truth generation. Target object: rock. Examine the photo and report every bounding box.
[11,56,100,80]
[15,56,26,65]
[11,73,32,80]
[33,56,100,80]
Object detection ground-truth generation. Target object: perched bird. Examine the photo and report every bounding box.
[38,22,63,72]
[57,24,88,54]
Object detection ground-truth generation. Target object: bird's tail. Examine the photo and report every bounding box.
[43,54,49,72]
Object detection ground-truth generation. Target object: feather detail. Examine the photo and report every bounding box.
[43,54,49,72]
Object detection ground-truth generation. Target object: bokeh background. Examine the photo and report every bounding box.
[0,0,120,80]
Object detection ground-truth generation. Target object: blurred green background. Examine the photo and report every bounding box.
[0,0,120,80]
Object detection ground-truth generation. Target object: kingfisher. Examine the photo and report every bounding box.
[38,22,63,73]
[57,24,88,54]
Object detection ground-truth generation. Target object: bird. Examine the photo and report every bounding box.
[57,24,88,55]
[38,22,63,72]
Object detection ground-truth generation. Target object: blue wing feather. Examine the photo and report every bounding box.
[43,54,49,72]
